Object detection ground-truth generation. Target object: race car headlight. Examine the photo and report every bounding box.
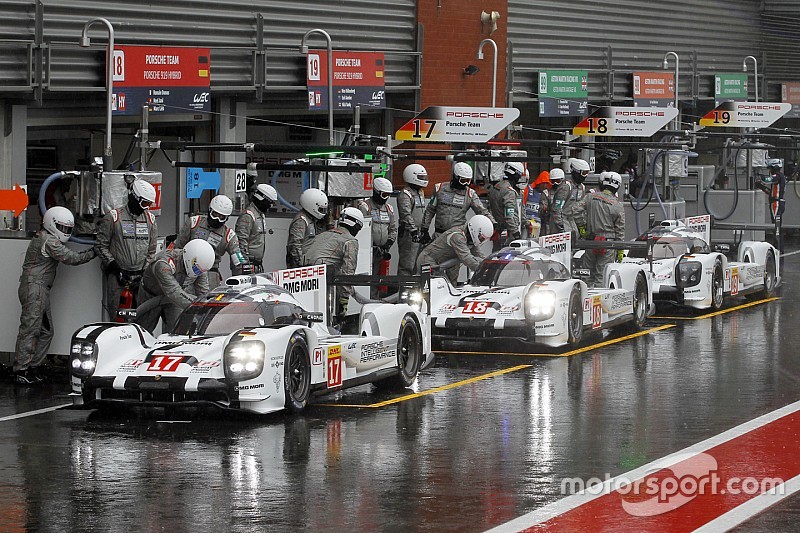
[399,289,424,311]
[70,340,97,378]
[676,261,703,288]
[224,340,265,381]
[523,289,557,322]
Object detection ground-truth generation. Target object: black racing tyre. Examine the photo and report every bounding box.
[284,333,311,413]
[567,286,583,345]
[632,272,649,329]
[748,250,778,301]
[376,314,422,390]
[711,260,725,311]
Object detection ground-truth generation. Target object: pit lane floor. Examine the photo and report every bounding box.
[1,259,799,531]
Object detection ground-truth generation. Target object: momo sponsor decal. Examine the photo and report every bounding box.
[234,383,265,391]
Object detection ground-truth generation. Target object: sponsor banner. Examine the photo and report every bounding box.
[538,70,589,117]
[699,102,790,129]
[714,73,749,105]
[307,50,385,111]
[573,107,678,137]
[632,72,675,107]
[271,264,327,323]
[781,82,800,119]
[395,106,519,143]
[112,45,210,115]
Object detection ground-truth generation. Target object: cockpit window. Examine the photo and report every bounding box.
[174,301,305,336]
[471,257,569,287]
[630,232,710,259]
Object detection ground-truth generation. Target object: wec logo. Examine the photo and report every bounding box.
[193,92,210,103]
[371,90,384,100]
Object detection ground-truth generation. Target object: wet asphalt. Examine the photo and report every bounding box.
[2,252,800,532]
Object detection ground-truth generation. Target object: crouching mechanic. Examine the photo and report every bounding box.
[397,164,428,276]
[235,183,277,273]
[175,194,246,288]
[357,177,398,278]
[577,171,625,287]
[286,188,328,268]
[95,179,157,321]
[420,162,495,245]
[135,239,214,334]
[13,207,96,385]
[416,214,493,284]
[304,207,363,323]
[488,161,524,250]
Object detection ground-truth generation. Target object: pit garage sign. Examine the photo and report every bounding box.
[307,51,385,111]
[395,106,519,143]
[573,107,678,137]
[111,45,211,116]
[782,82,800,119]
[633,72,675,108]
[699,102,791,128]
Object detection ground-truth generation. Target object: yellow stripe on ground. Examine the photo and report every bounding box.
[653,297,779,320]
[319,364,532,409]
[435,324,676,357]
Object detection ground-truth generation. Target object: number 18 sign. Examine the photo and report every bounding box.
[699,102,791,128]
[573,107,678,137]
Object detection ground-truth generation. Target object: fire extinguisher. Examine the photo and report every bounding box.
[378,252,391,295]
[117,286,134,323]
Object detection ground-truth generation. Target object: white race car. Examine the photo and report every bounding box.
[69,265,432,415]
[429,233,653,349]
[622,215,780,310]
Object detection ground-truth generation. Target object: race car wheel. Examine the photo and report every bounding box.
[632,272,648,328]
[284,333,311,413]
[376,315,422,390]
[567,286,583,345]
[763,250,777,297]
[711,260,724,310]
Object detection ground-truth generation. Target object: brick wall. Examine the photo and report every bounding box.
[393,1,508,192]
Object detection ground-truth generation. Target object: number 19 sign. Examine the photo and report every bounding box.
[395,106,519,143]
[573,107,678,137]
[699,102,791,128]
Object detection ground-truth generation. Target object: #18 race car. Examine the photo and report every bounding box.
[622,215,780,310]
[69,265,432,415]
[429,232,654,349]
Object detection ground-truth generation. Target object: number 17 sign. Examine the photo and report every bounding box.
[395,106,519,143]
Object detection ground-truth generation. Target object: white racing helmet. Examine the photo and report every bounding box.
[339,207,365,233]
[466,214,493,245]
[209,194,233,220]
[42,206,75,243]
[766,158,784,169]
[253,183,278,203]
[504,161,525,181]
[299,188,328,219]
[549,168,565,184]
[453,162,474,187]
[372,176,394,195]
[183,238,215,277]
[403,164,429,187]
[130,179,157,208]
[600,171,623,193]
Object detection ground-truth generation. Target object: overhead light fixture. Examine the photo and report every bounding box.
[480,10,500,35]
[463,65,480,76]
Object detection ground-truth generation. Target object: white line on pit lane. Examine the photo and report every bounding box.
[0,403,71,422]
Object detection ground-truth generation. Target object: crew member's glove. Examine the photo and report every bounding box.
[616,249,625,262]
[419,229,432,246]
[411,230,421,243]
[337,296,349,318]
[106,261,121,277]
[508,232,521,244]
[384,239,394,250]
[253,261,263,274]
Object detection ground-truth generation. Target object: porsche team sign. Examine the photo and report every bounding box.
[395,106,519,143]
[573,107,678,137]
[699,102,791,128]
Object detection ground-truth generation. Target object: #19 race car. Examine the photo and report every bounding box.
[69,265,432,415]
[622,215,781,310]
[429,232,654,349]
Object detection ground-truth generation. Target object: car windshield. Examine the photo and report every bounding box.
[630,231,710,259]
[173,301,305,336]
[471,255,569,287]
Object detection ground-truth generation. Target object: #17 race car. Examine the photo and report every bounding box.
[622,215,781,310]
[69,265,432,415]
[429,232,654,349]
